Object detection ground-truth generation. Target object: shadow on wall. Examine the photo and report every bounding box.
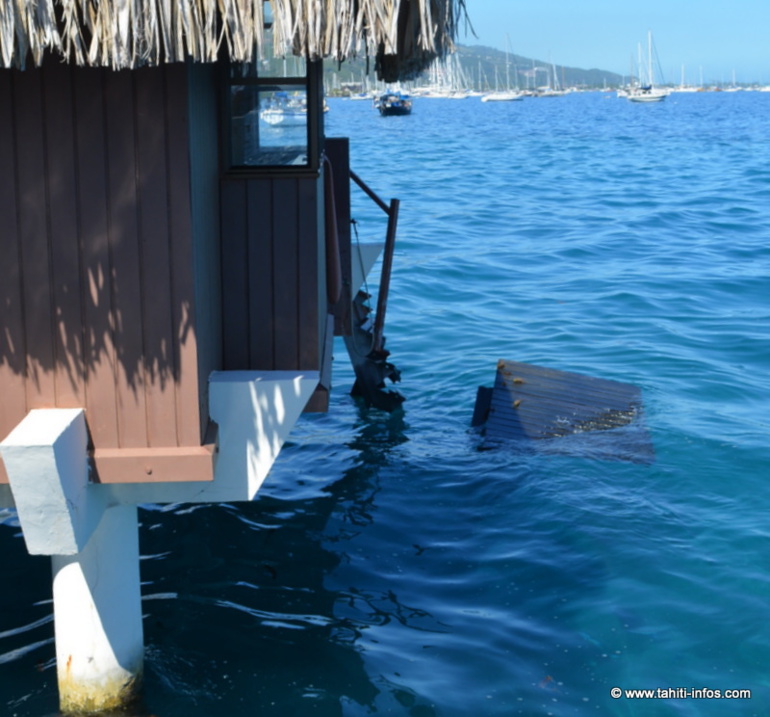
[0,61,203,447]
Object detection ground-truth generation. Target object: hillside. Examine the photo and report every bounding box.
[456,45,624,90]
[324,44,625,93]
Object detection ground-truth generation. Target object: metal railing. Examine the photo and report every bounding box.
[350,170,400,355]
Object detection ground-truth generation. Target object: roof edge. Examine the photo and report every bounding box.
[0,0,469,82]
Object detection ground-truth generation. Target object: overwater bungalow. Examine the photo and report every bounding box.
[0,0,465,711]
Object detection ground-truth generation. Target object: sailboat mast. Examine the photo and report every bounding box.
[505,34,511,91]
[648,30,654,87]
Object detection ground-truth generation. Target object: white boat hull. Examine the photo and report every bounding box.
[481,91,523,102]
[260,108,307,127]
[627,89,667,103]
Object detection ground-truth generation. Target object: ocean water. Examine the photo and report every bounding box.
[2,90,769,716]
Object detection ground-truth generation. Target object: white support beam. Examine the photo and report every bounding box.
[104,370,320,504]
[1,410,142,713]
[0,372,317,713]
[0,409,106,555]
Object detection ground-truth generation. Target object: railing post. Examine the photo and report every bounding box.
[372,198,399,355]
[342,171,404,410]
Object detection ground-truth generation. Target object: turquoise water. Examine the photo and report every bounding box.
[2,90,769,716]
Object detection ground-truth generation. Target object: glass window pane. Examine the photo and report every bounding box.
[254,55,307,79]
[227,19,306,81]
[230,85,309,167]
[228,57,307,80]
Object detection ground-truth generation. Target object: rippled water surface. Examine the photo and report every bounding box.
[2,91,769,716]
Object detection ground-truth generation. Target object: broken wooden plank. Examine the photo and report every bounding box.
[474,359,654,464]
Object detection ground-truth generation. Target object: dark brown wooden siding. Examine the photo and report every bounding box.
[187,64,223,433]
[221,174,325,373]
[325,138,353,336]
[0,61,213,481]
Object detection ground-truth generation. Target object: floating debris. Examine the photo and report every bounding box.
[473,359,654,463]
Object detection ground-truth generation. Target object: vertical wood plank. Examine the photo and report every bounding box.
[221,180,250,369]
[134,67,177,447]
[271,178,300,369]
[297,174,321,370]
[247,178,274,368]
[0,70,27,439]
[187,63,222,438]
[43,62,87,409]
[104,70,148,448]
[326,138,352,336]
[163,64,201,446]
[73,67,120,447]
[13,68,56,408]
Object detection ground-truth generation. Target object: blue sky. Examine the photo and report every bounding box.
[460,1,770,84]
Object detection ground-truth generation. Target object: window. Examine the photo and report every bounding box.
[226,42,322,170]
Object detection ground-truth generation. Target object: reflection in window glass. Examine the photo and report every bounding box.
[230,85,309,167]
[229,56,307,80]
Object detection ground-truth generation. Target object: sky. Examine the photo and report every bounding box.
[460,0,770,85]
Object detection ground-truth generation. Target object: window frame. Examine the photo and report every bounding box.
[222,57,324,176]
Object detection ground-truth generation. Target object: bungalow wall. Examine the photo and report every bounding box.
[0,60,220,482]
[188,63,224,430]
[0,55,330,484]
[219,60,330,409]
[220,175,325,373]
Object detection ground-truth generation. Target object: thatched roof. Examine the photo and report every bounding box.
[0,0,469,81]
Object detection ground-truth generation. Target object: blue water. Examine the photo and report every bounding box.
[2,90,770,716]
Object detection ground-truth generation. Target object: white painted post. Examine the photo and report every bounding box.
[0,374,319,712]
[1,409,143,713]
[52,504,144,713]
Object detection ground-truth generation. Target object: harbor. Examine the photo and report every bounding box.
[1,2,769,715]
[0,0,458,712]
[3,77,769,715]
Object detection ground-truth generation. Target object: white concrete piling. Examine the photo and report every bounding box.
[1,409,142,712]
[52,505,144,712]
[0,373,319,712]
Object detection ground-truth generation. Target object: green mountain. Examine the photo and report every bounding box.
[454,45,624,90]
[324,44,625,93]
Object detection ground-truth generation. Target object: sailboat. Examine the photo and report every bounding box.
[536,60,567,97]
[481,36,523,102]
[627,31,667,102]
[374,90,412,116]
[260,92,309,126]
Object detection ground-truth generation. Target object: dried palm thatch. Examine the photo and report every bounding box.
[0,0,470,81]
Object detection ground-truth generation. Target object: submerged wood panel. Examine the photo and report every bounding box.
[0,62,206,483]
[488,360,644,440]
[475,359,654,463]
